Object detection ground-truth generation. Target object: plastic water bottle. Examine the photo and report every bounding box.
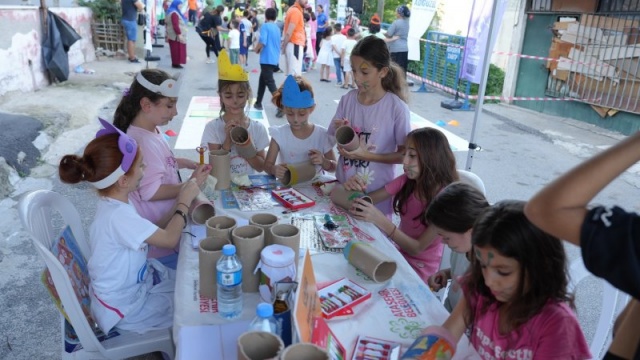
[248,303,277,334]
[217,244,243,319]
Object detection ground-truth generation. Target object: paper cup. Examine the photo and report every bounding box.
[230,126,258,159]
[270,224,300,268]
[237,331,284,360]
[232,225,265,293]
[209,149,231,190]
[189,191,215,225]
[249,213,279,246]
[198,236,230,299]
[280,343,329,360]
[206,215,237,242]
[330,185,373,211]
[281,161,316,187]
[343,241,397,283]
[335,125,359,152]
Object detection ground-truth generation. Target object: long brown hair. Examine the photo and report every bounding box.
[393,127,458,224]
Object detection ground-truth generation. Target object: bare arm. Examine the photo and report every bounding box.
[525,131,640,245]
[442,296,469,342]
[245,149,267,172]
[145,180,200,248]
[338,145,405,165]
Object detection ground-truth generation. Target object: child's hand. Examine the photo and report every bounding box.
[178,178,200,205]
[338,144,366,160]
[428,270,448,292]
[350,198,382,223]
[308,149,324,165]
[274,164,288,180]
[332,118,349,129]
[189,164,212,187]
[343,175,366,192]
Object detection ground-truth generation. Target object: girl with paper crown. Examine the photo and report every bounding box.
[201,49,270,176]
[265,75,336,181]
[113,69,212,269]
[59,118,200,335]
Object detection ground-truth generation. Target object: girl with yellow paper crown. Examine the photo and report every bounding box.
[201,49,269,176]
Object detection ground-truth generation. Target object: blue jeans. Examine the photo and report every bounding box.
[122,19,137,41]
[333,57,343,84]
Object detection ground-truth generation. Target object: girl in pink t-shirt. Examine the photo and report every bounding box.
[346,127,458,282]
[405,201,591,359]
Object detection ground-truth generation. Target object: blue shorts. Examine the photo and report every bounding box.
[122,19,137,41]
[239,44,248,55]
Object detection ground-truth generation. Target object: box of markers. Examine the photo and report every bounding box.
[350,335,401,360]
[317,278,371,319]
[271,188,316,210]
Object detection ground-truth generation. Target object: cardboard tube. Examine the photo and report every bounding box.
[280,343,329,360]
[209,149,231,190]
[281,161,316,187]
[189,192,215,225]
[232,225,265,293]
[250,213,279,246]
[206,215,237,242]
[237,331,284,360]
[198,236,230,299]
[270,224,300,268]
[343,241,397,283]
[330,185,373,211]
[231,126,258,159]
[335,125,359,152]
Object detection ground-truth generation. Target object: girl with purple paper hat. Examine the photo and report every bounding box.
[59,118,200,335]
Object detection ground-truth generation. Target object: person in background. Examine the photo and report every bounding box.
[196,0,219,63]
[316,27,333,83]
[211,5,227,53]
[367,13,385,39]
[525,131,640,358]
[253,7,281,112]
[187,0,198,25]
[121,0,145,63]
[227,19,241,64]
[306,6,317,70]
[384,5,410,77]
[340,27,357,89]
[282,0,306,75]
[315,4,327,57]
[239,10,252,67]
[165,0,188,69]
[331,23,346,87]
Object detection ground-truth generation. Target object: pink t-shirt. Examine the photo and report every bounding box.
[126,125,181,259]
[385,175,444,282]
[470,296,591,359]
[329,90,411,216]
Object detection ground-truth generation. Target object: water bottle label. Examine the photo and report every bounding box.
[218,270,242,286]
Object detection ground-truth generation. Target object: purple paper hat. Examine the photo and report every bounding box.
[282,75,315,108]
[90,118,138,189]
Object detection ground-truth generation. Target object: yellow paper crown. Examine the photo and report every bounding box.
[218,49,249,82]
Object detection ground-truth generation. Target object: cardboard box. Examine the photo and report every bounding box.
[318,278,371,319]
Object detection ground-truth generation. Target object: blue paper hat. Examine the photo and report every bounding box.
[282,75,315,108]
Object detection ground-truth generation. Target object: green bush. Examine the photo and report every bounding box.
[469,64,505,99]
[78,0,121,22]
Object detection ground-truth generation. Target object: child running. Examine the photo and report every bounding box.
[329,35,410,217]
[201,49,269,175]
[59,118,200,335]
[347,127,458,281]
[113,69,211,269]
[265,75,336,180]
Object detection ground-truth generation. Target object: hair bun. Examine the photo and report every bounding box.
[396,5,410,17]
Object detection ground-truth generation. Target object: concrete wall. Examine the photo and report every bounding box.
[0,6,95,97]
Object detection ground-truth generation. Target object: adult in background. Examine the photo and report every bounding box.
[384,5,410,77]
[166,0,188,69]
[121,0,145,63]
[315,4,328,56]
[212,5,227,52]
[239,9,252,67]
[196,0,219,63]
[282,0,306,75]
[187,0,198,25]
[253,7,281,112]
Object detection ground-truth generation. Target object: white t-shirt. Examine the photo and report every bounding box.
[342,38,357,57]
[229,29,240,49]
[269,124,333,165]
[201,117,270,175]
[331,33,347,58]
[88,197,160,333]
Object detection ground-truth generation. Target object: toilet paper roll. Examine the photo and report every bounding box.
[335,125,360,152]
[237,331,284,360]
[280,343,329,360]
[343,241,397,283]
[206,215,237,242]
[270,224,300,268]
[189,192,215,225]
[209,149,231,190]
[198,236,230,299]
[249,213,279,246]
[232,225,265,293]
[330,185,373,211]
[230,126,258,160]
[281,161,316,187]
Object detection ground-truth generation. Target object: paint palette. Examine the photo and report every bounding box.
[271,188,316,210]
[317,278,371,319]
[350,336,401,360]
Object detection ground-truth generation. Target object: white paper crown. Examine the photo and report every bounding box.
[136,72,182,97]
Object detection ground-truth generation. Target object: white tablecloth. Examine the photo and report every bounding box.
[173,183,478,359]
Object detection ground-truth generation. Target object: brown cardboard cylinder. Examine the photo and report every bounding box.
[198,236,230,299]
[281,161,316,187]
[206,215,237,242]
[335,125,359,152]
[189,192,215,225]
[280,343,329,360]
[330,185,373,211]
[230,126,258,159]
[249,213,279,246]
[270,224,300,268]
[344,241,397,283]
[237,331,284,360]
[209,149,231,190]
[232,225,265,293]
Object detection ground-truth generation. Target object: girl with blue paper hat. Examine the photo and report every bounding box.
[201,49,270,175]
[265,75,336,181]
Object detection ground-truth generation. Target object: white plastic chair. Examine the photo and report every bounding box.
[568,257,630,359]
[18,189,175,360]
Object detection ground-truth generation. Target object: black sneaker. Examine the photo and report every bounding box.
[128,58,140,63]
[275,109,284,118]
[254,103,263,110]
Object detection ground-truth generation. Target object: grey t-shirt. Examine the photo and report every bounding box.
[386,18,409,53]
[121,0,139,21]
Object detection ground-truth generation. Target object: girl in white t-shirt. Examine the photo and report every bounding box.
[59,118,200,335]
[265,75,336,181]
